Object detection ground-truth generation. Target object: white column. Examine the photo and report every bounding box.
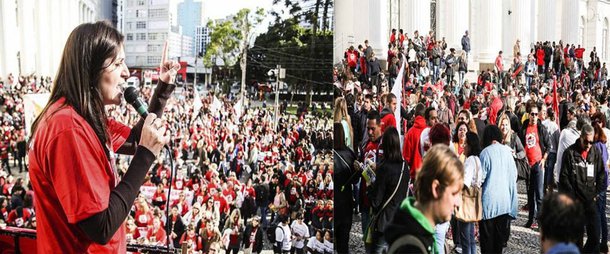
[513,0,534,60]
[585,0,600,51]
[537,0,557,42]
[562,0,579,45]
[472,0,502,63]
[368,0,388,61]
[402,0,430,37]
[333,0,353,64]
[19,0,36,74]
[353,0,370,50]
[436,0,469,51]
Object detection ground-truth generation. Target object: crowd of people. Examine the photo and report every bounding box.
[0,72,334,254]
[336,27,610,254]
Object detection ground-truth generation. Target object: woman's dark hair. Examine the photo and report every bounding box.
[29,21,125,158]
[452,121,469,143]
[333,122,346,150]
[464,132,481,157]
[380,127,403,162]
[482,125,503,148]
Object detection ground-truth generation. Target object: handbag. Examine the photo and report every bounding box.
[455,158,482,222]
[365,163,406,244]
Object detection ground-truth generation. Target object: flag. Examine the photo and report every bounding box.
[391,55,407,135]
[552,78,560,126]
[191,88,203,122]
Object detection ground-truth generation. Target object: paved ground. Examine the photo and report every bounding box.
[347,180,610,254]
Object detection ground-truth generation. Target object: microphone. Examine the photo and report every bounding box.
[124,86,149,118]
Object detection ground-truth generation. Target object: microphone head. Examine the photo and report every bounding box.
[123,86,139,104]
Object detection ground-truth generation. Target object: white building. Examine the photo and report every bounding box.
[334,0,610,68]
[0,0,109,78]
[122,0,192,68]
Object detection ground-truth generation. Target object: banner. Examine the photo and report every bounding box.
[139,186,194,207]
[23,93,50,138]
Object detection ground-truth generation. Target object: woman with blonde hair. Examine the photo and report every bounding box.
[385,144,464,254]
[334,97,354,151]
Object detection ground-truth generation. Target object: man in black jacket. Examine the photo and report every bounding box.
[559,124,605,253]
[254,176,270,229]
[243,216,264,254]
[519,102,551,229]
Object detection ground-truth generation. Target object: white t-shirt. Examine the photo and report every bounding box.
[290,221,310,249]
[275,224,292,251]
[306,237,324,254]
[323,240,333,253]
[463,156,482,187]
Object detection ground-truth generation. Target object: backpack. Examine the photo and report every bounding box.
[388,234,429,254]
[268,223,285,252]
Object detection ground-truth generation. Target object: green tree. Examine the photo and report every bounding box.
[246,0,333,105]
[204,8,264,94]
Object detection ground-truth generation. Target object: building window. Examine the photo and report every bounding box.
[148,56,162,65]
[126,33,134,41]
[148,44,162,52]
[126,22,133,30]
[136,21,146,29]
[148,8,165,18]
[136,9,147,18]
[137,0,145,6]
[148,33,158,40]
[137,33,146,40]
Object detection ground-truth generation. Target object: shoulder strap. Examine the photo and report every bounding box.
[332,149,349,168]
[378,163,405,215]
[388,234,428,254]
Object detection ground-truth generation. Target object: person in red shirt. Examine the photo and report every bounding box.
[403,104,427,178]
[518,103,550,230]
[151,183,167,210]
[380,93,398,133]
[145,216,167,245]
[27,21,177,253]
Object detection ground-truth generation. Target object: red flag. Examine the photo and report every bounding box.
[552,78,560,126]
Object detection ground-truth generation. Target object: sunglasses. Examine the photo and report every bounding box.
[530,113,538,116]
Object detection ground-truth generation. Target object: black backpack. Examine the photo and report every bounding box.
[267,224,285,251]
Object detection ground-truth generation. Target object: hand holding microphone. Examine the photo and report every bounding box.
[124,87,169,157]
[140,113,169,157]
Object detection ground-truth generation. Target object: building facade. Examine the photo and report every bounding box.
[177,0,204,56]
[334,0,610,67]
[0,0,106,77]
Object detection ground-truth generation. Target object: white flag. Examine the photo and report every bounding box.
[391,55,406,135]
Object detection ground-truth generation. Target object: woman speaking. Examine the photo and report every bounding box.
[28,21,179,253]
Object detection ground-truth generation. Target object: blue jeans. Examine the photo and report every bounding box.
[435,221,450,254]
[458,221,476,254]
[528,162,544,222]
[526,76,533,92]
[258,204,269,228]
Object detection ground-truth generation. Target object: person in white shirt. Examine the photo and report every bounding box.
[322,230,333,254]
[306,230,324,254]
[275,215,292,254]
[290,214,310,254]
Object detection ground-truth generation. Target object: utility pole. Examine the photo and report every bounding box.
[240,14,249,108]
[274,64,281,130]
